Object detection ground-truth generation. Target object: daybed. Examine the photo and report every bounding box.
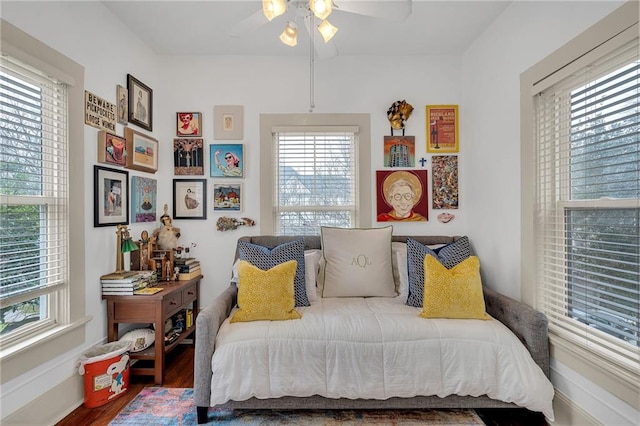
[194,233,554,424]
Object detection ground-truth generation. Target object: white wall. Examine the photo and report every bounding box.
[0,0,633,424]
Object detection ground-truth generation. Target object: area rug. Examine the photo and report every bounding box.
[108,387,486,425]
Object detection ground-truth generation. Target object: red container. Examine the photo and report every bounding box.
[78,341,131,408]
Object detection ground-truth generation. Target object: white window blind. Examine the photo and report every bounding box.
[0,55,68,339]
[534,37,639,374]
[273,126,359,235]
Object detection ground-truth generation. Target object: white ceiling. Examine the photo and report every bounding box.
[100,1,511,58]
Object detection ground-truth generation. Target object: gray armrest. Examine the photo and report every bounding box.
[194,284,237,407]
[483,286,550,378]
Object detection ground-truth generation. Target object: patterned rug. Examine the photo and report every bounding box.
[109,387,486,425]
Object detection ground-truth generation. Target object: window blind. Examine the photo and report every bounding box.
[534,38,639,373]
[273,127,359,235]
[0,56,68,317]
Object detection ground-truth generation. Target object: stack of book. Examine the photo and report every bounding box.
[174,257,201,280]
[101,271,154,296]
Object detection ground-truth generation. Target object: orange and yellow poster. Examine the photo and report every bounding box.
[426,105,459,153]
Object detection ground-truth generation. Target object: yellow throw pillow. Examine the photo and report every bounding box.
[419,255,491,320]
[231,259,302,323]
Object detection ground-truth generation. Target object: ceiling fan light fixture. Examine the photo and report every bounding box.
[279,21,298,47]
[263,0,287,21]
[317,19,338,43]
[310,0,332,20]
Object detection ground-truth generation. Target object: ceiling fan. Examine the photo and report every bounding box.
[228,0,413,60]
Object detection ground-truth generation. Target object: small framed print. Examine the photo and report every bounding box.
[131,176,157,223]
[116,84,128,125]
[94,165,129,227]
[213,182,242,212]
[173,179,207,220]
[426,105,459,153]
[127,74,153,131]
[124,127,158,173]
[213,105,243,140]
[210,144,243,177]
[176,112,202,136]
[97,131,127,167]
[174,138,204,175]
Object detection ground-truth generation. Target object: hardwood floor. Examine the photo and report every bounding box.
[56,344,547,425]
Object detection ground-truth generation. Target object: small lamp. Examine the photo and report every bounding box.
[104,224,139,279]
[318,19,338,43]
[310,0,332,20]
[279,21,298,47]
[263,0,287,21]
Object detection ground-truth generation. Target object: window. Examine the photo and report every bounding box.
[272,127,359,234]
[533,34,639,376]
[0,56,69,343]
[260,114,371,235]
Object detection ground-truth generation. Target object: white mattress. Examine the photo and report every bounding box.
[210,297,554,420]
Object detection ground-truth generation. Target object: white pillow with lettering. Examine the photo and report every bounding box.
[321,226,395,297]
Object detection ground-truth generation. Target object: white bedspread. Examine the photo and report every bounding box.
[210,297,554,420]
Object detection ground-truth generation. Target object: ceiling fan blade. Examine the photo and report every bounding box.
[227,9,269,38]
[334,0,412,21]
[304,16,338,60]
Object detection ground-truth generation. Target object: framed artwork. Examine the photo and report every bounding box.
[384,136,415,167]
[426,104,459,153]
[131,176,157,223]
[173,179,207,220]
[94,165,129,227]
[97,131,127,167]
[210,144,243,177]
[127,74,153,131]
[174,138,204,175]
[432,155,459,209]
[213,183,242,212]
[116,84,128,125]
[176,112,202,136]
[376,170,428,222]
[124,127,158,173]
[213,105,243,140]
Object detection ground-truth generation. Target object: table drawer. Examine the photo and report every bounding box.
[182,282,197,305]
[114,301,156,322]
[163,291,182,314]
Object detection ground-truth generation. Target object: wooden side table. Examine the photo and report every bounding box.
[103,276,201,384]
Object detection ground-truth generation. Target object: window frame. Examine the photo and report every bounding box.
[260,114,371,235]
[0,19,88,384]
[520,2,639,408]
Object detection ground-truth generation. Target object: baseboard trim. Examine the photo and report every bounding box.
[551,389,601,426]
[1,374,83,426]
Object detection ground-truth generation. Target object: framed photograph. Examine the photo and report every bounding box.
[94,165,129,227]
[173,179,207,220]
[426,105,459,153]
[213,182,242,212]
[213,105,243,140]
[124,127,158,173]
[376,170,428,222]
[131,176,157,223]
[210,144,243,177]
[432,155,459,209]
[176,112,202,136]
[174,138,204,175]
[384,135,415,167]
[127,74,153,131]
[97,131,127,167]
[116,84,128,125]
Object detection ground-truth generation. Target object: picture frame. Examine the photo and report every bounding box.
[173,179,207,220]
[116,84,128,125]
[94,165,129,227]
[213,105,243,140]
[127,74,153,131]
[375,169,428,222]
[124,127,158,173]
[213,182,242,212]
[210,144,243,177]
[131,176,158,223]
[174,138,204,175]
[426,104,459,153]
[432,155,459,209]
[97,131,127,167]
[384,135,415,167]
[176,112,202,137]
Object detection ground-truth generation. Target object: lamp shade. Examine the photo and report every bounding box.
[310,0,332,20]
[263,0,287,21]
[121,237,139,253]
[279,21,298,47]
[318,19,338,43]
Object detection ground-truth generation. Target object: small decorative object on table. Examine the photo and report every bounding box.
[216,216,255,232]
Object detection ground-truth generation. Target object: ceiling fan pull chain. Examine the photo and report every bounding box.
[309,11,315,113]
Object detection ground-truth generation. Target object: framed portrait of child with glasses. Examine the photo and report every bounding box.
[376,170,428,222]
